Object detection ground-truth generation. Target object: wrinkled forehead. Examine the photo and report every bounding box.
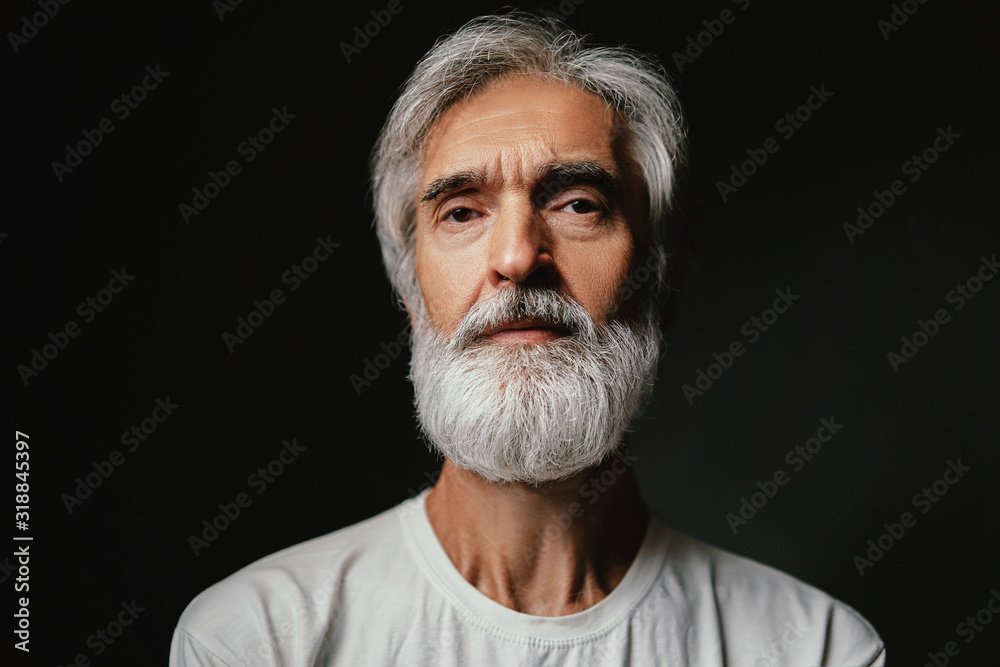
[418,75,629,186]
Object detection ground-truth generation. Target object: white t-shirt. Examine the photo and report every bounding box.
[170,489,885,666]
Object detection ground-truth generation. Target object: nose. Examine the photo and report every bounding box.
[487,202,554,287]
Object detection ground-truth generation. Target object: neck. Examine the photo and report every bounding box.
[424,446,649,617]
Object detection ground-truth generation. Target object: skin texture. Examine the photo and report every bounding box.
[414,75,651,616]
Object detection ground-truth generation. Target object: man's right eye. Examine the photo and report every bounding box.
[444,207,481,223]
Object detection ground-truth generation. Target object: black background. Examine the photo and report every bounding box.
[5,0,998,664]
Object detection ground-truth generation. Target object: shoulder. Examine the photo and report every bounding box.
[655,525,885,665]
[171,501,408,665]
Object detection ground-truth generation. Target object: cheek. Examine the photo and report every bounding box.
[562,236,635,320]
[415,234,477,333]
[602,243,636,312]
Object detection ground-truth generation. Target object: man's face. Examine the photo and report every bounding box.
[405,75,661,484]
[414,75,649,337]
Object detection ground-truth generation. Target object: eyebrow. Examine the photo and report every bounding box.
[420,170,486,204]
[534,161,621,200]
[419,160,621,205]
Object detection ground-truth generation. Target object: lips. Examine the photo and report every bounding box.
[481,318,570,342]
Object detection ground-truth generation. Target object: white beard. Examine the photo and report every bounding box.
[408,285,661,485]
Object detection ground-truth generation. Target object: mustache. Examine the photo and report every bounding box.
[449,286,597,350]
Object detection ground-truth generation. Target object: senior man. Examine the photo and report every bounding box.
[171,13,885,666]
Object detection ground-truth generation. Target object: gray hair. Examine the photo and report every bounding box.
[370,11,688,308]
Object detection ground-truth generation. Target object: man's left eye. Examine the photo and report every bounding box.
[444,207,481,223]
[559,200,600,214]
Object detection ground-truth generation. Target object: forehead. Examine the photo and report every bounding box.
[420,76,622,183]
